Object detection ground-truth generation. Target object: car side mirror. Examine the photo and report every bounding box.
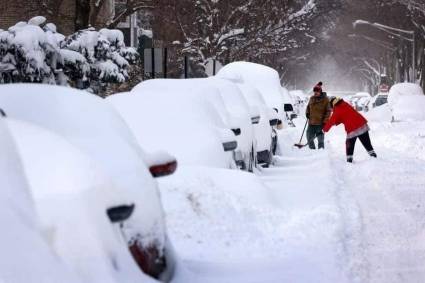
[222,141,238,152]
[269,118,279,126]
[231,128,241,136]
[107,204,135,223]
[284,104,294,112]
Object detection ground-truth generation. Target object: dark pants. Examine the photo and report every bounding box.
[307,124,324,149]
[346,131,377,162]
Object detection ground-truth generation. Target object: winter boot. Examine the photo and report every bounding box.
[347,155,353,163]
[368,150,377,158]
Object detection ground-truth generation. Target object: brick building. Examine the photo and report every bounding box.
[0,0,77,35]
[0,0,141,46]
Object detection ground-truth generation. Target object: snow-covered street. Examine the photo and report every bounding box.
[158,117,425,283]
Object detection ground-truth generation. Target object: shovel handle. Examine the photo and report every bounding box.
[298,119,308,144]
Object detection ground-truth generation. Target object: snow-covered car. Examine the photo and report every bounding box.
[0,84,175,280]
[388,83,425,122]
[7,119,158,283]
[110,85,238,169]
[234,82,276,166]
[131,78,255,170]
[0,115,81,283]
[350,92,371,111]
[207,77,256,170]
[217,61,288,123]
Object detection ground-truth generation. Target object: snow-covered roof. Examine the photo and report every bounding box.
[217,61,285,111]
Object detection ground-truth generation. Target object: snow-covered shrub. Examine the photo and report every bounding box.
[0,17,63,84]
[0,17,139,94]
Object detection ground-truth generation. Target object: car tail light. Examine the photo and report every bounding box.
[149,160,177,178]
[251,115,260,124]
[129,240,166,279]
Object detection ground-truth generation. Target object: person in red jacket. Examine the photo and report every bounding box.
[323,97,377,163]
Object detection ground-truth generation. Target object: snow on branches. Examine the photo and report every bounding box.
[0,16,138,93]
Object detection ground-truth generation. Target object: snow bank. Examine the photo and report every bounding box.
[157,166,281,263]
[0,118,80,283]
[388,83,425,121]
[365,103,393,122]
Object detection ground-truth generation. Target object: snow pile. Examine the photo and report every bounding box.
[0,118,81,283]
[365,103,393,122]
[388,83,425,122]
[157,166,284,262]
[0,17,138,93]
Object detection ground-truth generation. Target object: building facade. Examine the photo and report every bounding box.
[0,0,76,35]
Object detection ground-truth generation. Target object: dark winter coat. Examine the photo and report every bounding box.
[306,93,331,125]
[323,100,368,135]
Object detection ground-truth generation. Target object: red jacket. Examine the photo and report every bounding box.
[323,100,367,134]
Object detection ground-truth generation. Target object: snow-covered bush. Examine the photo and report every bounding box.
[0,17,138,94]
[0,17,63,84]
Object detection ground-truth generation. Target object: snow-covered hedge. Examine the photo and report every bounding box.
[0,16,138,93]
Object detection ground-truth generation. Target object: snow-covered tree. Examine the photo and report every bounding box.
[0,17,139,95]
[63,28,138,91]
[151,0,336,77]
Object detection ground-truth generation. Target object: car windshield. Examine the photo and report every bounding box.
[375,95,388,107]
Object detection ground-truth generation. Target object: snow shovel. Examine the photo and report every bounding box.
[294,130,324,149]
[293,119,308,148]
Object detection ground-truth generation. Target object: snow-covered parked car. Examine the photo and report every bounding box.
[350,92,371,111]
[131,78,256,171]
[109,82,238,169]
[0,84,175,281]
[0,115,81,283]
[388,83,425,122]
[234,82,276,166]
[217,61,288,124]
[207,77,256,170]
[7,119,158,283]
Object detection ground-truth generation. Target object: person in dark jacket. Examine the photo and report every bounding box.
[306,83,331,149]
[323,97,377,163]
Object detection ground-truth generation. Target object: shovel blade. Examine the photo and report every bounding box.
[293,143,305,149]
